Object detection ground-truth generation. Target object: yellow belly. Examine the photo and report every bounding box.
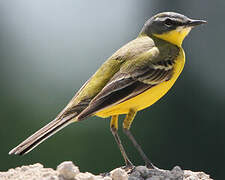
[95,48,185,118]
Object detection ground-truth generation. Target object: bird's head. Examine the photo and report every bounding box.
[140,12,207,46]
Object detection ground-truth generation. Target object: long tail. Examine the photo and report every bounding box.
[9,113,77,155]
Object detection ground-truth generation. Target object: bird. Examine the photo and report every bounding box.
[9,12,206,169]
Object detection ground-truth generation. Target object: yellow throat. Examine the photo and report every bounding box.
[154,26,192,46]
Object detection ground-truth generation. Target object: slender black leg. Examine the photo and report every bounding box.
[110,115,134,169]
[123,109,156,169]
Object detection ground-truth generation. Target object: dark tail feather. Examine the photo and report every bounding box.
[9,113,77,155]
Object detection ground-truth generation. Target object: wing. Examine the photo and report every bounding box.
[78,45,180,120]
[59,36,155,117]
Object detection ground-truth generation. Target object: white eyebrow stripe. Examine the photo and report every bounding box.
[155,17,182,23]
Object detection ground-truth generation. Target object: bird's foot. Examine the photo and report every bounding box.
[145,161,158,170]
[121,163,135,174]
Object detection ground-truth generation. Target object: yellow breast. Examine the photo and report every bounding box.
[95,48,185,118]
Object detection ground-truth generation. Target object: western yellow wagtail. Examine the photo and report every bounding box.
[9,12,206,169]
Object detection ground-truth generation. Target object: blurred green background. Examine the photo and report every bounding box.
[1,0,224,179]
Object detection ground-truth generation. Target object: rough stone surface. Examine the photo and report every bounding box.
[110,168,128,180]
[184,170,212,180]
[0,162,213,180]
[0,163,58,180]
[129,166,183,180]
[57,161,80,179]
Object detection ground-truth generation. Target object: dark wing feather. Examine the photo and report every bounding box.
[78,59,174,120]
[78,75,151,120]
[132,59,174,84]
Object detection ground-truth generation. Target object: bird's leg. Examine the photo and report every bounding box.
[110,115,134,169]
[123,109,156,169]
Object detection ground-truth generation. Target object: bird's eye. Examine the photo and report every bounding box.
[164,18,173,26]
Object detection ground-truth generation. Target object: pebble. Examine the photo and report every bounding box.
[110,168,128,180]
[57,161,80,179]
[184,170,213,180]
[75,172,95,180]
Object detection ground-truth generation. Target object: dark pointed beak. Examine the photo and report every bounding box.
[186,19,207,27]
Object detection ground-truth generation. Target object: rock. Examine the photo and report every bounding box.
[103,176,112,180]
[0,162,213,180]
[184,170,213,180]
[0,163,58,180]
[129,166,184,180]
[110,168,128,180]
[57,161,80,179]
[75,172,95,180]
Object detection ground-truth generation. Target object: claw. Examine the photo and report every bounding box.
[146,162,159,170]
[121,164,135,173]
